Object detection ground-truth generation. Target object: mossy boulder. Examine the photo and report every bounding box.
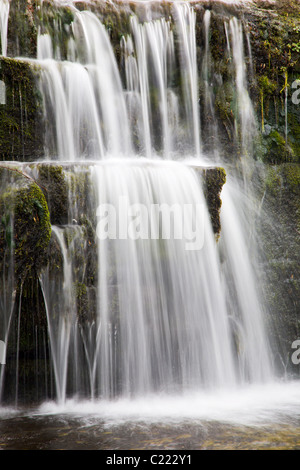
[199,166,227,239]
[14,182,51,282]
[37,164,69,225]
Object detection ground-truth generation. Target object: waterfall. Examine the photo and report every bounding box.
[220,182,273,382]
[228,17,257,159]
[40,226,77,404]
[202,9,220,157]
[0,168,15,401]
[172,2,201,157]
[37,10,131,160]
[36,7,204,161]
[0,1,276,406]
[124,16,176,157]
[0,0,9,57]
[91,161,239,396]
[37,160,241,401]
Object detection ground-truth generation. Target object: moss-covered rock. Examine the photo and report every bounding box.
[0,57,44,162]
[74,281,97,326]
[37,164,68,225]
[14,182,51,282]
[0,167,52,284]
[201,167,227,239]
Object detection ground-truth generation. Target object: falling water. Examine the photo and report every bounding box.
[172,2,201,157]
[36,6,203,161]
[228,17,257,159]
[32,159,239,402]
[92,161,239,397]
[124,16,176,157]
[0,171,15,401]
[202,9,220,157]
[0,1,278,410]
[40,226,77,404]
[0,0,9,57]
[220,182,273,382]
[37,10,131,160]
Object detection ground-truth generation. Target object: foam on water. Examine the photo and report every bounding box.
[35,381,300,427]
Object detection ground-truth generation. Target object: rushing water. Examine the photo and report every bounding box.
[0,0,299,450]
[30,4,273,402]
[0,0,9,57]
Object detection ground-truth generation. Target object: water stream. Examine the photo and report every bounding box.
[0,0,9,57]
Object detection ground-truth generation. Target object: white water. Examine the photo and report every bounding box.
[228,17,257,159]
[124,16,176,157]
[173,2,201,157]
[40,226,77,404]
[92,161,238,398]
[0,208,14,402]
[36,381,300,426]
[220,182,273,383]
[37,11,131,160]
[0,0,9,57]
[36,6,203,160]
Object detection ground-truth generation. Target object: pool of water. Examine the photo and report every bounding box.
[1,381,300,450]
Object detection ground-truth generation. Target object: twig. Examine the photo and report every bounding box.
[0,165,47,192]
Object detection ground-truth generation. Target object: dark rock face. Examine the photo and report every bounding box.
[202,167,226,239]
[253,162,300,375]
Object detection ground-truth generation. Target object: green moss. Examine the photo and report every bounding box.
[7,0,38,57]
[74,281,97,326]
[287,92,300,160]
[265,166,282,196]
[0,57,44,162]
[74,281,88,324]
[261,129,294,164]
[14,183,51,282]
[214,82,236,142]
[282,163,300,194]
[37,164,68,225]
[34,2,75,60]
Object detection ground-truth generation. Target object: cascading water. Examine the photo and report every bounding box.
[0,0,9,57]
[172,2,201,157]
[20,2,273,405]
[37,10,131,160]
[123,16,176,157]
[0,171,15,402]
[70,162,241,399]
[228,16,257,160]
[1,0,288,421]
